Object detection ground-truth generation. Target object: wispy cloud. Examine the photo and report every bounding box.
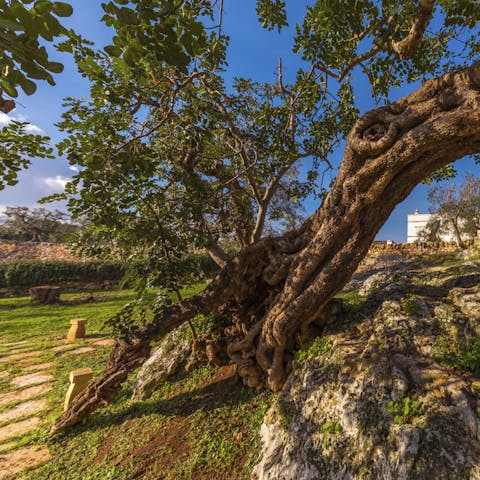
[41,175,69,192]
[0,111,45,135]
[69,165,79,173]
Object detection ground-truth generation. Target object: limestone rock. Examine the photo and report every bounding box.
[450,285,480,321]
[253,255,480,480]
[131,330,191,401]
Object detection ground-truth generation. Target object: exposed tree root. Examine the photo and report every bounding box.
[50,62,480,435]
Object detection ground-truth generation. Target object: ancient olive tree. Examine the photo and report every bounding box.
[51,0,480,433]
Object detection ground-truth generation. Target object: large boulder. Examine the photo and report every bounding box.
[131,330,191,401]
[253,258,480,480]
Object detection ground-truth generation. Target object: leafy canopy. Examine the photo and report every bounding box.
[0,0,72,97]
[45,0,480,296]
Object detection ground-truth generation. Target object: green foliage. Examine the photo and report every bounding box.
[0,121,53,190]
[435,339,480,375]
[401,294,422,317]
[320,419,341,446]
[0,206,79,241]
[294,336,331,367]
[386,396,422,425]
[335,290,366,316]
[0,259,124,288]
[256,0,288,31]
[0,0,72,97]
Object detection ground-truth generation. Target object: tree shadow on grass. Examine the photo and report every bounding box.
[52,366,257,440]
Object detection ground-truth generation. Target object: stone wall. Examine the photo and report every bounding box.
[369,239,480,256]
[0,241,81,262]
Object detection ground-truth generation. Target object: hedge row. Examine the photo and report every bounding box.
[0,260,125,288]
[0,254,220,288]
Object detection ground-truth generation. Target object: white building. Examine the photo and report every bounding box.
[407,209,455,243]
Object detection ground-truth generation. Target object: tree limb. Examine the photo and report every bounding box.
[391,0,436,60]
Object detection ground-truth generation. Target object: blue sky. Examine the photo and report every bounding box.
[0,0,478,242]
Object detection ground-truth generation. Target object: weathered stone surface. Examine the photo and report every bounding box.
[253,256,480,480]
[450,285,480,321]
[131,330,191,401]
[69,347,95,355]
[10,373,53,388]
[67,318,87,341]
[92,339,115,347]
[29,285,61,304]
[64,368,93,411]
[0,341,28,348]
[0,384,51,407]
[0,417,41,443]
[0,351,42,363]
[51,344,76,352]
[0,398,47,423]
[0,445,50,480]
[24,362,55,372]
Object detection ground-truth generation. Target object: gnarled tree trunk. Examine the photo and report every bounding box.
[50,62,480,435]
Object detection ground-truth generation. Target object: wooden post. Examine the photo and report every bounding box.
[67,318,87,341]
[64,368,93,411]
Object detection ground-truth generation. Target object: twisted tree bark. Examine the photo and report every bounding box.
[50,62,480,435]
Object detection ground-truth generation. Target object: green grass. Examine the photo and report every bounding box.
[424,252,462,268]
[0,285,273,480]
[386,396,422,426]
[0,290,138,342]
[294,336,331,367]
[335,290,366,314]
[435,338,480,375]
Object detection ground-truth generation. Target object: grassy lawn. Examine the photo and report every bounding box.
[0,286,272,480]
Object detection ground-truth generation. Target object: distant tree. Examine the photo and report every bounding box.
[426,184,467,249]
[422,175,480,247]
[0,206,79,242]
[459,174,480,239]
[417,216,442,243]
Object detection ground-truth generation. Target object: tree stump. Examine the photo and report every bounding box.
[29,286,61,305]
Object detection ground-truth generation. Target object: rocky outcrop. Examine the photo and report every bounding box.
[253,254,480,480]
[131,330,191,401]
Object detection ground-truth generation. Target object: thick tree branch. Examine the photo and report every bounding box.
[391,0,436,60]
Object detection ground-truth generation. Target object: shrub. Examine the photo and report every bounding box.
[0,259,125,288]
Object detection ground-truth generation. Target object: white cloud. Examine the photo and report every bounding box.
[0,112,10,127]
[23,123,44,135]
[69,165,79,173]
[42,175,69,192]
[0,111,45,134]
